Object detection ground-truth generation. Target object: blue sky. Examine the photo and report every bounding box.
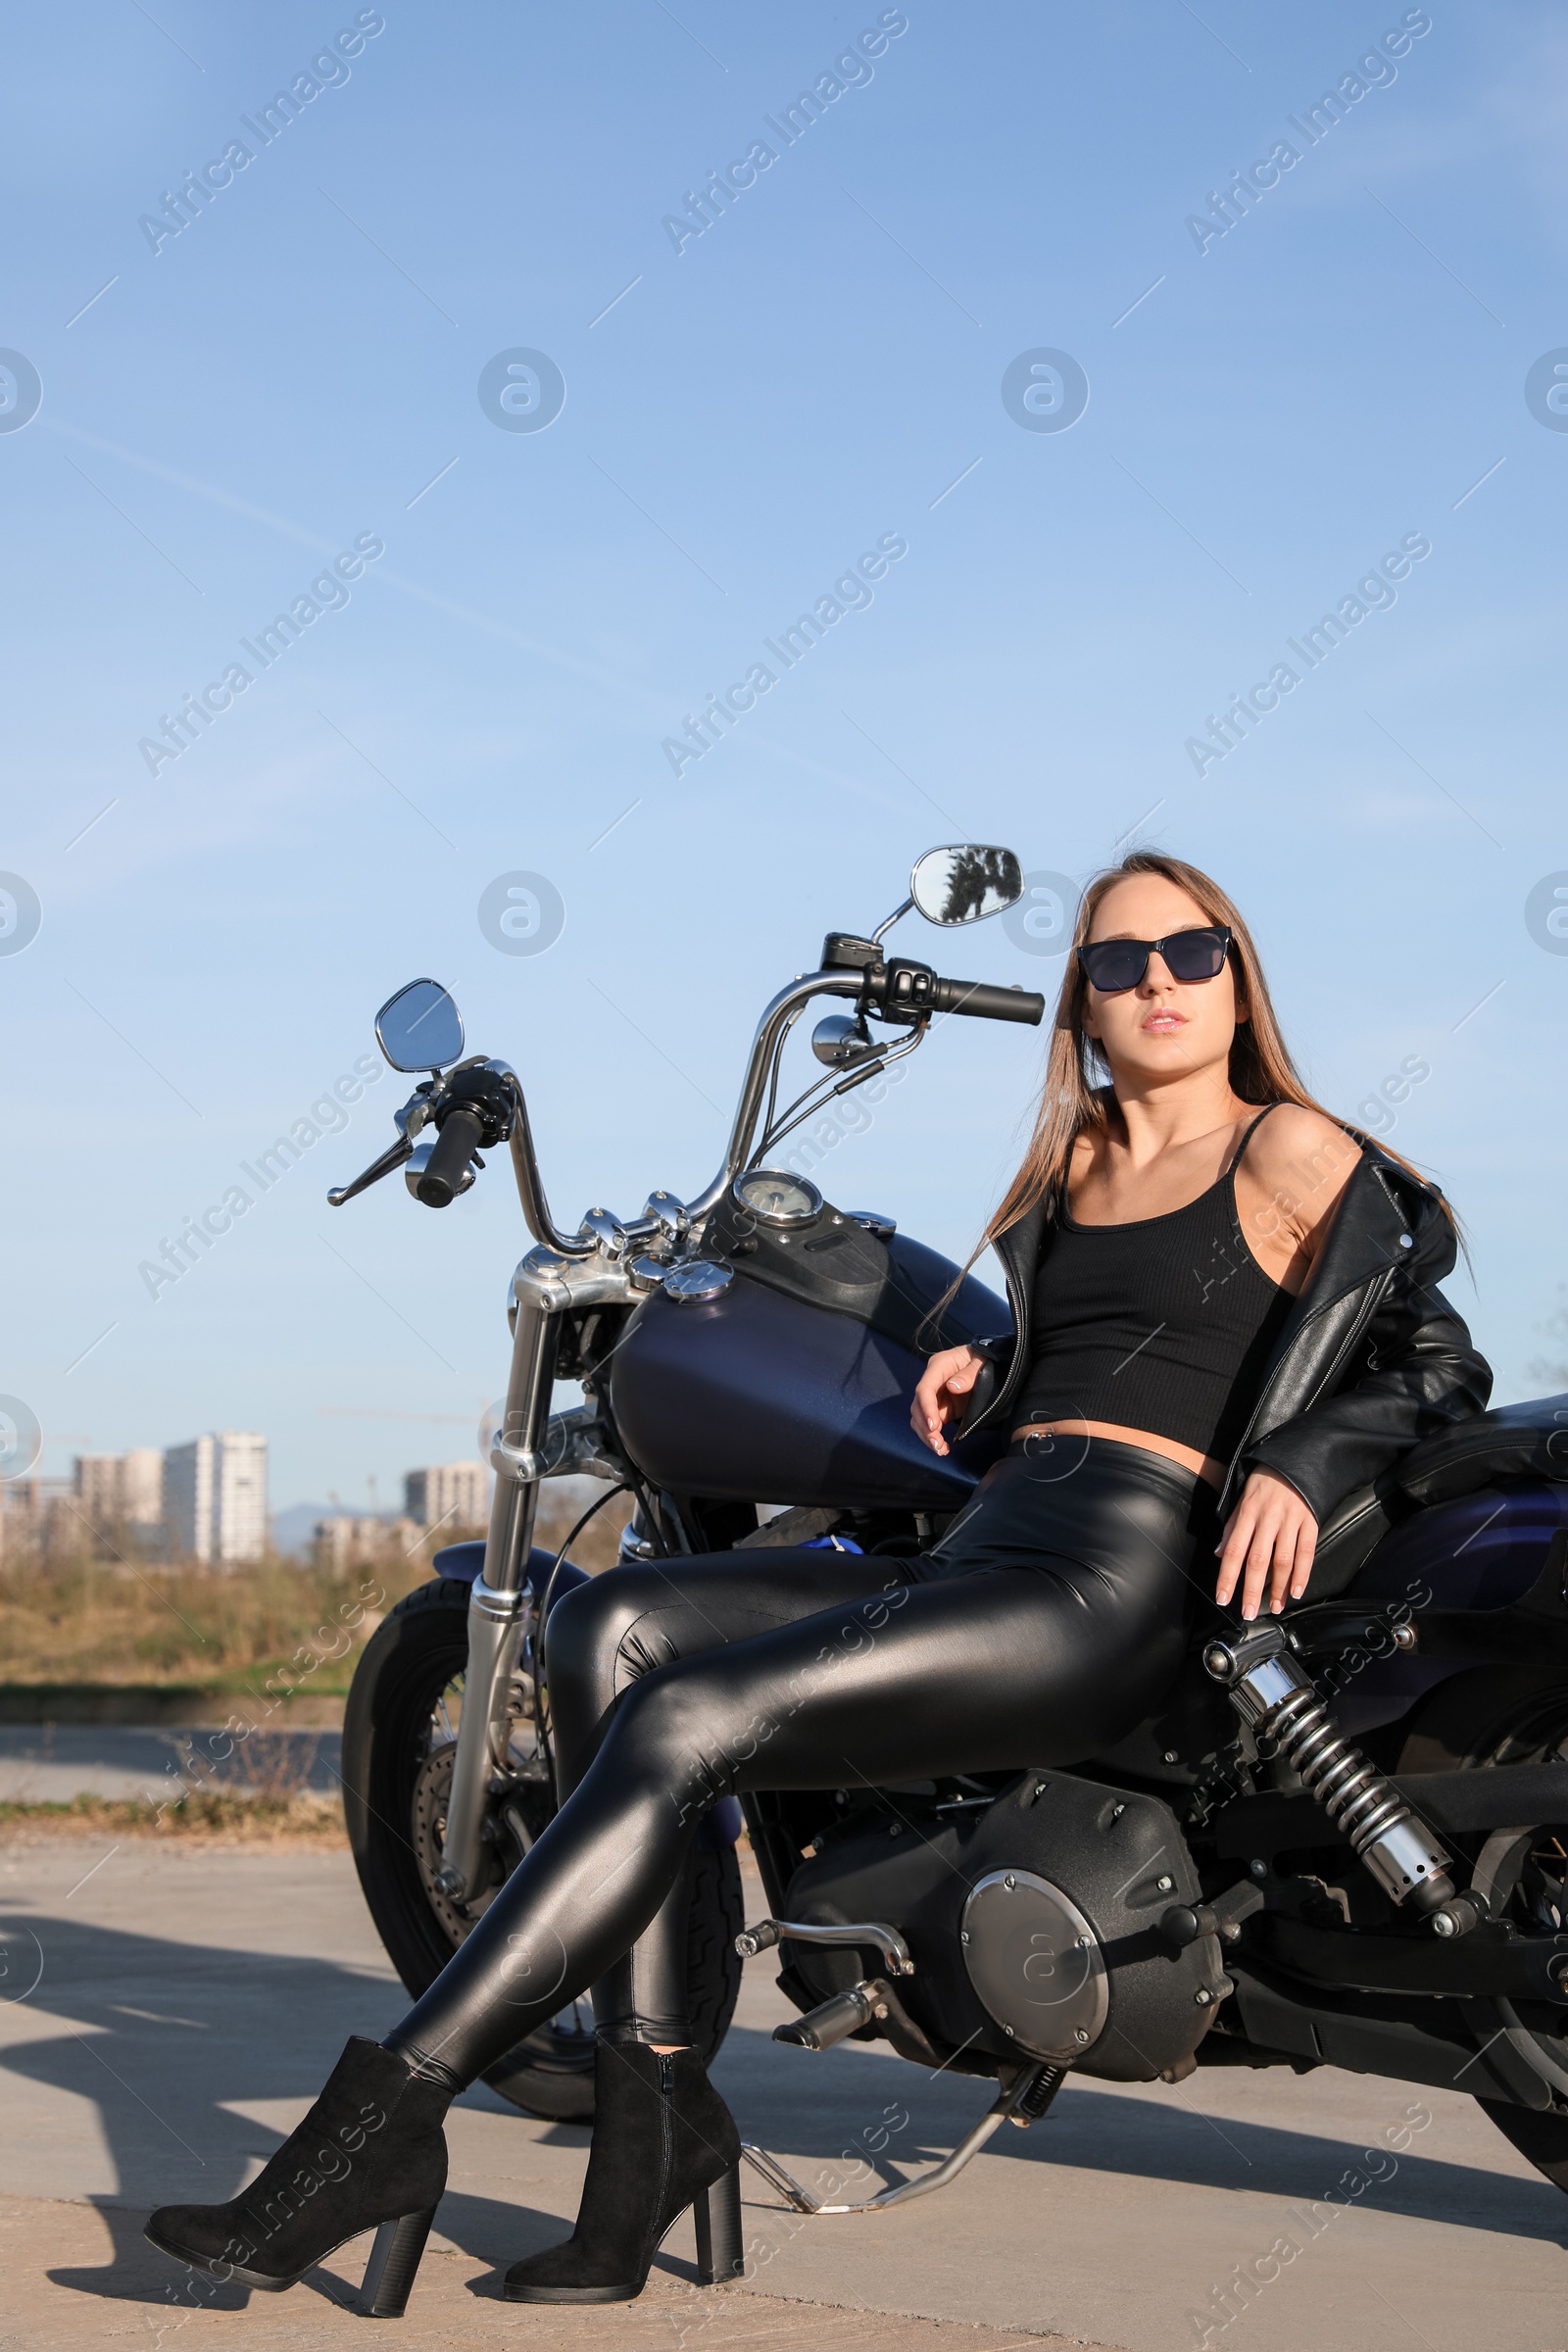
[6,0,1567,1513]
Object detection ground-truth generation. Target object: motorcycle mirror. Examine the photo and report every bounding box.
[811,1013,880,1070]
[909,845,1025,927]
[374,978,465,1073]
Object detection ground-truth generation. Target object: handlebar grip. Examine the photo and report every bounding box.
[416,1106,484,1206]
[930,977,1046,1025]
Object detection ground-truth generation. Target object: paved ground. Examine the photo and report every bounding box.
[0,1726,342,1804]
[2,1837,1567,2351]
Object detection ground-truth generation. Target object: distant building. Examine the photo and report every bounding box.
[74,1455,123,1524]
[73,1448,163,1533]
[0,1477,73,1565]
[122,1447,164,1526]
[165,1432,268,1564]
[313,1514,419,1572]
[163,1442,209,1560]
[404,1462,488,1531]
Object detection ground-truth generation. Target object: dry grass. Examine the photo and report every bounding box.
[0,1553,426,1692]
[0,1791,348,1845]
[0,1485,633,1695]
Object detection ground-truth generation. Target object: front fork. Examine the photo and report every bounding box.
[433,1276,562,1902]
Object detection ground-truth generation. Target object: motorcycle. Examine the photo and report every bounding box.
[332,843,1568,2223]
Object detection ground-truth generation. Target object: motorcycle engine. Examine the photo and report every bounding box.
[779,1770,1229,2082]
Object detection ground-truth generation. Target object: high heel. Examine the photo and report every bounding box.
[144,2037,449,2311]
[359,2205,439,2319]
[693,2163,745,2286]
[505,2038,743,2304]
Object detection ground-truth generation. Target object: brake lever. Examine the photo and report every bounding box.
[327,1132,415,1207]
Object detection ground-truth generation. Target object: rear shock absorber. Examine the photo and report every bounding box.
[1203,1623,1482,1937]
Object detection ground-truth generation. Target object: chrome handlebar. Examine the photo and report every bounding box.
[330,967,889,1241]
[686,969,863,1218]
[487,1062,599,1258]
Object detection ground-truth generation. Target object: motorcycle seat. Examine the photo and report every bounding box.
[1393,1392,1568,1503]
[1292,1393,1568,1605]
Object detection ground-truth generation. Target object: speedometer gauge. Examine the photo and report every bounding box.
[732,1169,823,1227]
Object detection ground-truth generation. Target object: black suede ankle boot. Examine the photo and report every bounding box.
[505,2038,745,2304]
[145,2037,450,2318]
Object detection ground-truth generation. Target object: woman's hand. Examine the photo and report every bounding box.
[1215,1468,1318,1621]
[911,1346,986,1456]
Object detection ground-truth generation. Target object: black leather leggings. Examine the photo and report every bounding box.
[386,1439,1216,2081]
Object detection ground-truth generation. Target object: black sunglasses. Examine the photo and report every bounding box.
[1077,924,1232,994]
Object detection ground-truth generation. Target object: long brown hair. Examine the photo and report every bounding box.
[977,851,1446,1254]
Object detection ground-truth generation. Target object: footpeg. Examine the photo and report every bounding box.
[1205,1624,1474,1933]
[735,1915,913,1975]
[1159,1879,1265,1952]
[773,1980,887,2051]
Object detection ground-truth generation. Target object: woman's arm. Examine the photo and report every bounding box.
[1241,1280,1493,1525]
[1219,1107,1492,1611]
[911,1346,987,1457]
[1233,1102,1361,1290]
[1214,1467,1318,1620]
[1215,1276,1490,1620]
[1212,1103,1360,1615]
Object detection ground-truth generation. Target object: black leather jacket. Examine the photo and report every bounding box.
[963,1135,1493,1531]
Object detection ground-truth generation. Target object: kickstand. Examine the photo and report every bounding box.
[741,2060,1067,2216]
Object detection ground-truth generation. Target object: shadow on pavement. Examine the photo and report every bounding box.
[719,2024,1568,2249]
[5,1898,1565,2325]
[0,1904,573,2310]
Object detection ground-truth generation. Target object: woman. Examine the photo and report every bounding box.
[145,853,1491,2312]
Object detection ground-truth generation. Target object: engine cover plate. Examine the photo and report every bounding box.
[780,1768,1229,2082]
[961,1869,1109,2059]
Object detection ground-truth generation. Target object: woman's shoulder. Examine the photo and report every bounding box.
[1241,1102,1362,1230]
[1246,1099,1360,1165]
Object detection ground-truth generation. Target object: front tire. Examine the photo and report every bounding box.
[341,1577,743,2122]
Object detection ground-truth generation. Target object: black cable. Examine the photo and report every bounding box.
[751,1063,851,1166]
[755,1056,891,1164]
[622,1461,687,1560]
[755,1016,932,1166]
[529,1481,629,1782]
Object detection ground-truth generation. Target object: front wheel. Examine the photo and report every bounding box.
[340,1577,743,2122]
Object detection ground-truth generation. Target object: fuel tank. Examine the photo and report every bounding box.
[610,1227,1010,1510]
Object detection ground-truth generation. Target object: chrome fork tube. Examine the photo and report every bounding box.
[436,1287,560,1902]
[486,1283,560,1594]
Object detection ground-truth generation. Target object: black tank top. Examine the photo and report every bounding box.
[1017,1107,1294,1463]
